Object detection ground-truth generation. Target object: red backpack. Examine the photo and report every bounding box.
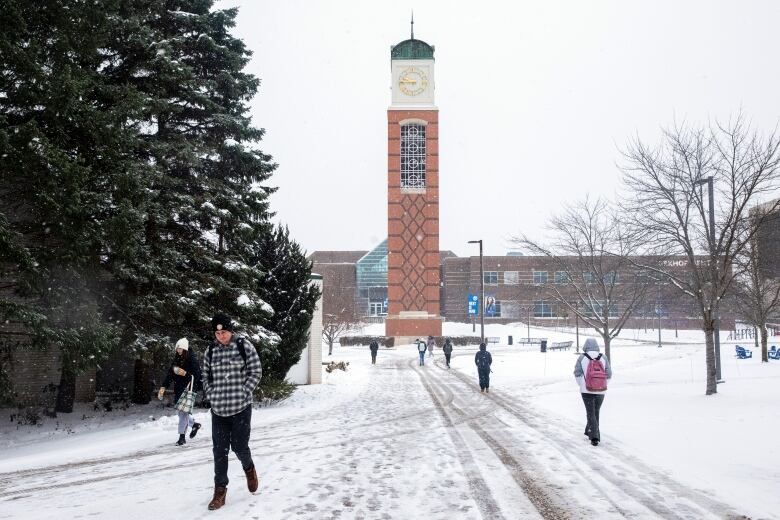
[583,353,607,392]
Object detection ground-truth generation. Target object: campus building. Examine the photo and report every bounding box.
[755,198,780,280]
[311,246,735,331]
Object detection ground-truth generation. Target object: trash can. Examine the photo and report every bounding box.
[540,339,547,353]
[508,335,513,345]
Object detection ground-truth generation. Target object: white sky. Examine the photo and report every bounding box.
[216,0,780,257]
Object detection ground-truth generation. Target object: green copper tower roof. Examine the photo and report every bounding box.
[391,38,435,60]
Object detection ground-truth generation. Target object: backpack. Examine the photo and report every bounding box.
[476,351,489,370]
[583,352,607,392]
[207,336,247,385]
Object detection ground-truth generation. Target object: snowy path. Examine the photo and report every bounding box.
[0,346,750,519]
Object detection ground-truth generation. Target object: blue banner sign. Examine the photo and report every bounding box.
[468,294,479,316]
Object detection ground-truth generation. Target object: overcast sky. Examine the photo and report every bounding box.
[215,0,780,257]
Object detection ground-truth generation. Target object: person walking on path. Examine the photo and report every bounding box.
[416,339,427,366]
[426,336,436,358]
[202,313,263,510]
[369,340,379,364]
[442,338,453,368]
[159,337,203,446]
[474,343,492,392]
[574,337,612,446]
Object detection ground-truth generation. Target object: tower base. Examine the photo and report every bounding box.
[385,311,443,339]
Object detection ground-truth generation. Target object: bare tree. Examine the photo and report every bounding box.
[514,197,649,360]
[733,204,780,362]
[319,267,360,356]
[621,115,780,394]
[322,312,360,356]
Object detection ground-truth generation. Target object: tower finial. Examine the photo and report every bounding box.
[411,10,414,39]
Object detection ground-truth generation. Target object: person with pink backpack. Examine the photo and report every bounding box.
[573,338,612,446]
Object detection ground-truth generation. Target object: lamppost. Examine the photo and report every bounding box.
[656,278,662,348]
[468,240,485,344]
[575,304,580,352]
[695,176,723,382]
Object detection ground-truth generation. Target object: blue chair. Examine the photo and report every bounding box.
[735,345,753,359]
[768,346,780,360]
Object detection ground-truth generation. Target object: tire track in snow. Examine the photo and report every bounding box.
[410,358,507,520]
[443,352,744,519]
[422,358,572,520]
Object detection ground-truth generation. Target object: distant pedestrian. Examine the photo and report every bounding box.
[442,338,453,368]
[203,313,263,510]
[416,338,427,366]
[369,340,379,364]
[574,338,612,446]
[159,337,202,446]
[426,336,436,358]
[474,343,492,392]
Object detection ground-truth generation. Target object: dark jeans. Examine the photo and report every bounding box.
[581,393,605,441]
[419,352,425,366]
[371,353,376,364]
[212,405,254,487]
[444,353,451,367]
[477,368,490,389]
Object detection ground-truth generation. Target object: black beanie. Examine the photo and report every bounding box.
[211,313,233,332]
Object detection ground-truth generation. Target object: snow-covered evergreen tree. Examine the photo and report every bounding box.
[103,0,278,359]
[0,1,135,411]
[253,225,320,382]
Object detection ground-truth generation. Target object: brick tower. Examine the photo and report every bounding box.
[385,25,443,340]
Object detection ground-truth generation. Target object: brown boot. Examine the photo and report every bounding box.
[208,486,227,510]
[245,465,258,493]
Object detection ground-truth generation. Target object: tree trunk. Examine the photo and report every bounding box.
[601,332,611,361]
[760,325,769,363]
[703,322,717,395]
[328,339,333,356]
[55,368,76,414]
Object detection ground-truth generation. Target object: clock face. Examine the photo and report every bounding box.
[398,67,428,96]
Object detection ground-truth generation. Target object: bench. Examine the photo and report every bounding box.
[549,341,573,351]
[515,337,545,345]
[486,337,500,344]
[768,346,779,360]
[735,345,753,359]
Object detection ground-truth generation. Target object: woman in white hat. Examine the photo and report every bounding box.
[159,338,203,445]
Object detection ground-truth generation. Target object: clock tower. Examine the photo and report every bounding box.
[385,24,443,340]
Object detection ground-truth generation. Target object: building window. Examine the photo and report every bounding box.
[484,271,498,285]
[585,302,619,318]
[504,271,519,285]
[369,301,386,317]
[533,300,553,318]
[583,272,596,284]
[603,271,619,284]
[533,270,548,284]
[554,271,569,284]
[401,124,426,189]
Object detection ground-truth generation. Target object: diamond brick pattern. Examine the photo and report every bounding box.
[387,109,440,330]
[392,193,436,311]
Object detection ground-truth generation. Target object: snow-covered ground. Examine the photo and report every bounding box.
[0,324,777,519]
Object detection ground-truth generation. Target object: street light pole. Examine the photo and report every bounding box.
[696,176,723,382]
[468,240,485,344]
[657,280,662,348]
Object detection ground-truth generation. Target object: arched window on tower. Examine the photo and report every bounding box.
[400,124,426,189]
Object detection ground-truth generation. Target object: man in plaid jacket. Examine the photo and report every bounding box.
[203,313,262,511]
